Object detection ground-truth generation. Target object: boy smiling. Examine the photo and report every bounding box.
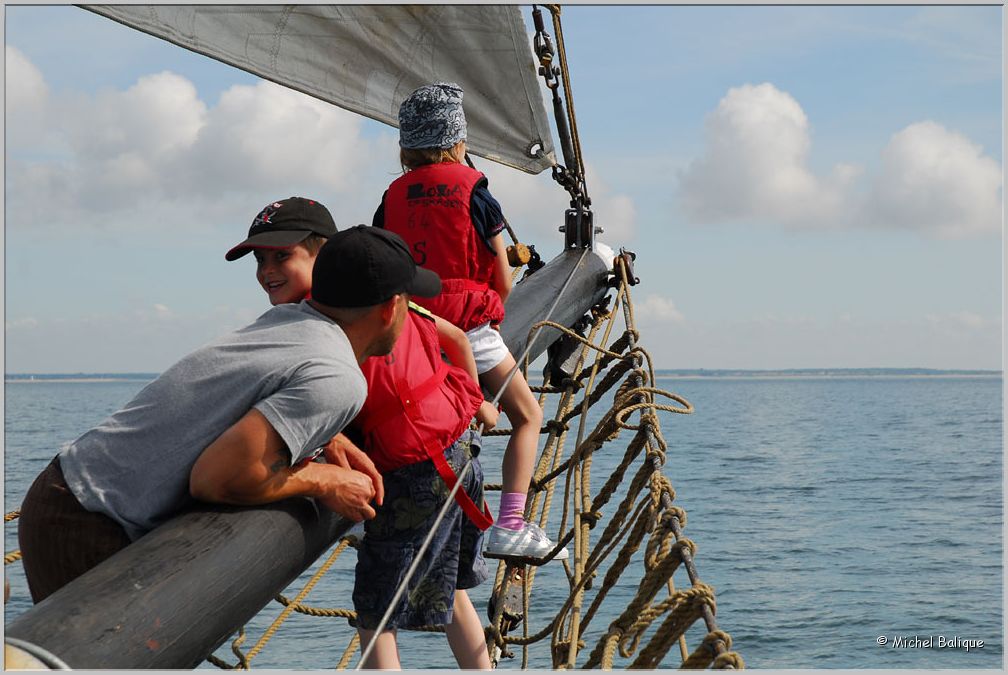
[225,196,336,303]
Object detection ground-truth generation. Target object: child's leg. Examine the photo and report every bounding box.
[480,350,568,561]
[444,590,491,669]
[356,628,401,669]
[479,352,543,521]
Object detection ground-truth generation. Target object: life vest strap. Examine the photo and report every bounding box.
[440,278,491,293]
[428,440,494,531]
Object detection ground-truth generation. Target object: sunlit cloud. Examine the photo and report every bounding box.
[480,160,637,255]
[678,83,853,227]
[5,57,388,234]
[5,46,51,151]
[924,311,993,330]
[866,121,1002,238]
[5,317,40,330]
[678,82,1002,238]
[635,294,685,323]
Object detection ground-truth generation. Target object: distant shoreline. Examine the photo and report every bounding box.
[652,368,1002,379]
[655,372,1002,381]
[5,368,1001,384]
[5,374,159,384]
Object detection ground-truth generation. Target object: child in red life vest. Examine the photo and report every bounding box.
[349,290,499,669]
[374,82,569,562]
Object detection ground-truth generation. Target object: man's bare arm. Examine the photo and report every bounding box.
[189,408,377,521]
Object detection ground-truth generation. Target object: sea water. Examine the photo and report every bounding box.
[3,374,1002,669]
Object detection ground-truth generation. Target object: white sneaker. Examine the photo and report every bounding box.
[484,522,569,561]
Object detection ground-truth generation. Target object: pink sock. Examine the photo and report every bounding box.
[497,492,526,530]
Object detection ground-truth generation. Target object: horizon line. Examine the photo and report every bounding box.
[5,367,1003,379]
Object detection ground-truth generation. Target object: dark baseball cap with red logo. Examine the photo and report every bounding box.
[225,196,338,261]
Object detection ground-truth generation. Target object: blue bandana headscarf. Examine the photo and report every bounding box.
[398,82,467,150]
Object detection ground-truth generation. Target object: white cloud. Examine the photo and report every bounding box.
[5,317,39,330]
[924,311,992,331]
[5,45,51,149]
[678,83,1002,239]
[71,71,205,163]
[5,56,388,234]
[585,165,637,245]
[635,294,685,323]
[150,304,174,320]
[5,45,47,110]
[178,80,370,198]
[678,83,852,227]
[481,160,637,257]
[6,48,635,257]
[866,121,1002,238]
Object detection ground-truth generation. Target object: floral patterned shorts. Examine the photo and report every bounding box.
[353,432,489,630]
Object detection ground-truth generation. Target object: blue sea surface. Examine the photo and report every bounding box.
[3,375,1003,668]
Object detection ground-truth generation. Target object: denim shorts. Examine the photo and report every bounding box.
[353,432,489,630]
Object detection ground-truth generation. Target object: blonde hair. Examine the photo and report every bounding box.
[400,141,465,172]
[299,233,329,256]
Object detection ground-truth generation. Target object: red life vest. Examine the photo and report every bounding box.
[383,162,505,331]
[353,303,493,529]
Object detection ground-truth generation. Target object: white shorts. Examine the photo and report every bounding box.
[465,322,510,375]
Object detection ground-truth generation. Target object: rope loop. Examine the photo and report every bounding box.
[663,505,687,530]
[205,653,235,669]
[560,376,581,392]
[714,651,746,669]
[485,623,508,649]
[674,537,698,561]
[545,418,569,435]
[681,630,734,669]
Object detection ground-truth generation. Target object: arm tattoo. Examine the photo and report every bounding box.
[269,446,293,474]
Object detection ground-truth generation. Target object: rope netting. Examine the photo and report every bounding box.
[4,257,743,670]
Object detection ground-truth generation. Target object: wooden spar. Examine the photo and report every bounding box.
[5,500,352,668]
[499,247,611,365]
[4,247,612,669]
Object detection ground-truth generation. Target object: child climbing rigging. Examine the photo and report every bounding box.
[374,82,568,562]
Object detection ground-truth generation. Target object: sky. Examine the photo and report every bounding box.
[3,4,1004,373]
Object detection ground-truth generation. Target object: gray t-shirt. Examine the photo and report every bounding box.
[59,301,367,541]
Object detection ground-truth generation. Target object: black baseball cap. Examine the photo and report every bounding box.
[311,225,442,307]
[225,197,338,261]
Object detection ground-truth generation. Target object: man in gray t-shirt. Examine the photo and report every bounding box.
[18,225,442,603]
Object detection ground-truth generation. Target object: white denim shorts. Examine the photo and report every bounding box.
[465,322,510,375]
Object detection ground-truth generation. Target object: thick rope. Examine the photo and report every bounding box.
[5,509,23,564]
[243,539,350,663]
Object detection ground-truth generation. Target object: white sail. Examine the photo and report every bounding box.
[85,5,557,174]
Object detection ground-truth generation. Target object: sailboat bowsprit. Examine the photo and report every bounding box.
[5,4,743,669]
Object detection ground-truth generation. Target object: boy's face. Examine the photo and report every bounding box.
[253,244,317,305]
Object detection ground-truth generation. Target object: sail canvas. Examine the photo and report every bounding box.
[86,4,557,174]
